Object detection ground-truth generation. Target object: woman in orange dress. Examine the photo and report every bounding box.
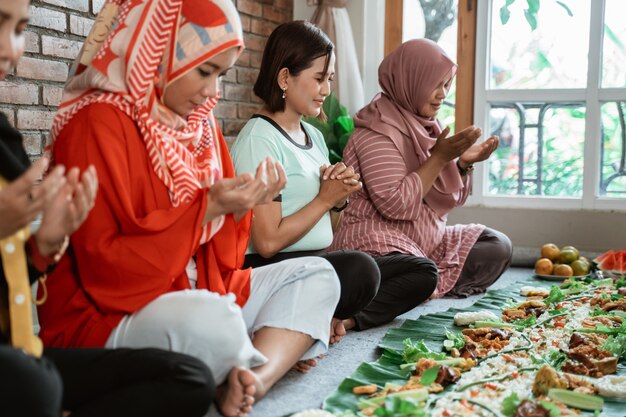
[38,1,340,415]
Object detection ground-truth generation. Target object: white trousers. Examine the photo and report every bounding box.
[105,257,340,384]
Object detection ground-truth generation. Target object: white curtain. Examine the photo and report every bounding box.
[310,0,365,115]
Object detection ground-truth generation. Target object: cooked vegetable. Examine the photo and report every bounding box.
[352,384,378,395]
[472,320,519,329]
[547,388,604,411]
[356,387,428,409]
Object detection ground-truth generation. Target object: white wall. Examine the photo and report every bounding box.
[292,0,384,103]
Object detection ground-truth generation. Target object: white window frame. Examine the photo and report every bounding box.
[469,0,626,212]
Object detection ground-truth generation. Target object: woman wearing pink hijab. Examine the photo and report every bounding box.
[329,39,512,330]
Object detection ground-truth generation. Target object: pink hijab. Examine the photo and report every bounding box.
[354,39,463,217]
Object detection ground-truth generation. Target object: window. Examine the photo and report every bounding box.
[472,0,626,211]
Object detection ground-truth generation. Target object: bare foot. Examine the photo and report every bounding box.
[343,317,356,331]
[216,367,257,417]
[329,318,347,344]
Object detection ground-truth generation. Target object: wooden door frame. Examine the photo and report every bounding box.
[456,0,477,132]
[384,0,404,57]
[384,0,478,133]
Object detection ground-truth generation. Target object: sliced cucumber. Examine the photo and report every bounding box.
[473,320,518,329]
[547,388,604,411]
[443,339,455,350]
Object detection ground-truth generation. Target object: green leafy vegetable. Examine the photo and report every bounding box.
[591,306,608,316]
[538,400,562,417]
[601,333,626,359]
[401,339,446,363]
[373,396,429,417]
[420,365,440,386]
[545,350,568,370]
[545,286,566,306]
[562,281,586,295]
[501,392,521,417]
[512,315,537,328]
[444,330,465,351]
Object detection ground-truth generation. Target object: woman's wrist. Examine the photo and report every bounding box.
[30,235,69,272]
[456,159,474,176]
[331,199,349,212]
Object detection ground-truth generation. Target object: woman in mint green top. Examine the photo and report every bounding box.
[231,115,333,253]
[230,21,380,367]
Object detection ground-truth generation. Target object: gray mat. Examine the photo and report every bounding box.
[248,267,535,417]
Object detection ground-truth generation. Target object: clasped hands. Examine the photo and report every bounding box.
[0,156,99,259]
[431,125,499,170]
[204,157,287,223]
[318,162,362,210]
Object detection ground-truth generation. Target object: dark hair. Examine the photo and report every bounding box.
[254,20,334,113]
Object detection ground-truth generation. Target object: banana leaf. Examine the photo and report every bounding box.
[322,278,626,416]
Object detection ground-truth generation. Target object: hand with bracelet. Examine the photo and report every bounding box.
[457,135,500,176]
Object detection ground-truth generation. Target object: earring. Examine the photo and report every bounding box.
[281,87,286,99]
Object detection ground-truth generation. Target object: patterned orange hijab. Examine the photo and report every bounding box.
[47,0,243,211]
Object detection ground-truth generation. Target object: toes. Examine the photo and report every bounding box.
[244,385,255,397]
[236,367,257,387]
[244,395,255,406]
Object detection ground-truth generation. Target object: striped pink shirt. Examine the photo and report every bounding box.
[329,129,485,296]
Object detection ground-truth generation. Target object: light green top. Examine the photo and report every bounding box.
[231,115,333,253]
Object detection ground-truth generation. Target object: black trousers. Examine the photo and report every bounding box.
[0,346,214,417]
[244,249,380,320]
[353,254,438,330]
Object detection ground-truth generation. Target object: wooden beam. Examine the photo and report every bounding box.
[385,0,403,57]
[455,0,477,132]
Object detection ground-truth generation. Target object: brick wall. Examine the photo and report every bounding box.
[0,0,293,158]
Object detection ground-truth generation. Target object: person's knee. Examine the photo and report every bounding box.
[309,257,342,304]
[488,228,513,264]
[406,257,439,296]
[146,292,249,354]
[348,252,381,298]
[419,258,439,293]
[188,296,248,354]
[171,353,215,413]
[0,349,62,417]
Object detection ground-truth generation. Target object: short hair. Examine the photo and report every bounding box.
[254,21,334,113]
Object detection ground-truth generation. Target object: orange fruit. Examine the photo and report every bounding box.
[559,249,579,264]
[570,259,590,276]
[541,243,560,261]
[554,264,574,277]
[535,258,554,275]
[562,246,580,259]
